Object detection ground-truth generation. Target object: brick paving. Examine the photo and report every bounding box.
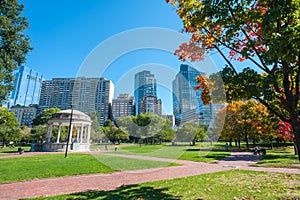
[0,152,299,199]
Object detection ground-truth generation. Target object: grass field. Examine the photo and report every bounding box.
[28,170,300,200]
[109,144,230,162]
[254,147,300,168]
[0,153,178,183]
[0,146,31,153]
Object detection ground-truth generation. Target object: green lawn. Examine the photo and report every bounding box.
[93,154,180,171]
[28,170,300,200]
[0,153,178,183]
[111,144,230,162]
[254,147,300,168]
[179,149,230,162]
[0,146,31,153]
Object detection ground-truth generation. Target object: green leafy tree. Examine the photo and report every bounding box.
[0,107,20,146]
[20,125,31,142]
[176,122,206,145]
[104,126,129,144]
[168,0,300,160]
[116,114,171,144]
[0,0,32,104]
[32,108,60,126]
[89,111,104,142]
[30,124,47,142]
[156,120,176,143]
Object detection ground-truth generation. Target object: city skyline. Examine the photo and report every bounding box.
[20,1,228,115]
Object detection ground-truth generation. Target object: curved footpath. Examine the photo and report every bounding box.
[0,152,299,200]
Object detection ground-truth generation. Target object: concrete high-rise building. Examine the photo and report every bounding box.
[39,77,114,125]
[112,94,135,120]
[93,78,114,125]
[134,70,157,114]
[7,66,44,109]
[138,95,162,116]
[172,64,203,126]
[11,104,38,127]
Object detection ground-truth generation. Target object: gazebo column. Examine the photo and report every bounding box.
[69,124,74,143]
[84,125,88,143]
[87,125,91,144]
[76,125,80,142]
[56,122,62,143]
[46,123,53,143]
[80,124,84,144]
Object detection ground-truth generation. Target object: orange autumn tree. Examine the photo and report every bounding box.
[168,0,300,160]
[215,100,279,149]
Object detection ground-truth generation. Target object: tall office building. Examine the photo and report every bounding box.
[7,66,44,109]
[112,94,135,120]
[39,77,114,125]
[172,64,203,126]
[139,95,162,116]
[93,78,114,125]
[134,70,157,114]
[201,103,225,125]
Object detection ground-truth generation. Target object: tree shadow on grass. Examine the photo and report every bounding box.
[65,184,181,200]
[258,154,298,164]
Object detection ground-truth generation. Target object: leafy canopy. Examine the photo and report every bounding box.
[0,0,31,104]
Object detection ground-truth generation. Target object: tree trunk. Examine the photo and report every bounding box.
[270,142,273,150]
[245,131,249,150]
[234,139,238,147]
[291,118,300,161]
[238,138,241,149]
[192,137,196,146]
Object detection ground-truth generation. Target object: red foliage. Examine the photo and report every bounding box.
[277,120,294,141]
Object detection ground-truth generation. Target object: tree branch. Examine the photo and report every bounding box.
[213,45,237,75]
[256,96,289,123]
[227,2,270,73]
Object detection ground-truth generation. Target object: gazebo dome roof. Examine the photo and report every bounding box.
[50,109,91,122]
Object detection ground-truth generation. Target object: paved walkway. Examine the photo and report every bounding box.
[0,152,299,199]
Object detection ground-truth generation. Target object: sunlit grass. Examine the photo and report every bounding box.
[110,144,230,162]
[29,170,300,200]
[254,146,299,168]
[0,153,178,183]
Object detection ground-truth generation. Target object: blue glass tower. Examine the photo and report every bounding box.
[134,70,157,114]
[172,64,203,125]
[8,66,44,108]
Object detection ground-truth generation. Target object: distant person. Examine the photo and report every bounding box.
[225,143,229,151]
[254,146,260,155]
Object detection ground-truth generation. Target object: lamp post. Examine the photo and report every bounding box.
[65,107,73,158]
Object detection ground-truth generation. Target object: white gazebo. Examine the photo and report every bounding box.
[42,109,92,152]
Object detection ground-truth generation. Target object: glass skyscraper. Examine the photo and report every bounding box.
[134,70,157,114]
[172,64,203,126]
[7,66,44,108]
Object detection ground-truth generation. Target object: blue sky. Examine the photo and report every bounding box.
[21,0,229,114]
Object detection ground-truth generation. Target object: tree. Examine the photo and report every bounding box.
[32,108,60,126]
[176,122,206,145]
[20,125,31,142]
[0,0,32,104]
[0,107,20,146]
[168,0,300,160]
[104,126,129,144]
[215,100,280,149]
[30,124,47,142]
[156,120,176,143]
[89,111,104,142]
